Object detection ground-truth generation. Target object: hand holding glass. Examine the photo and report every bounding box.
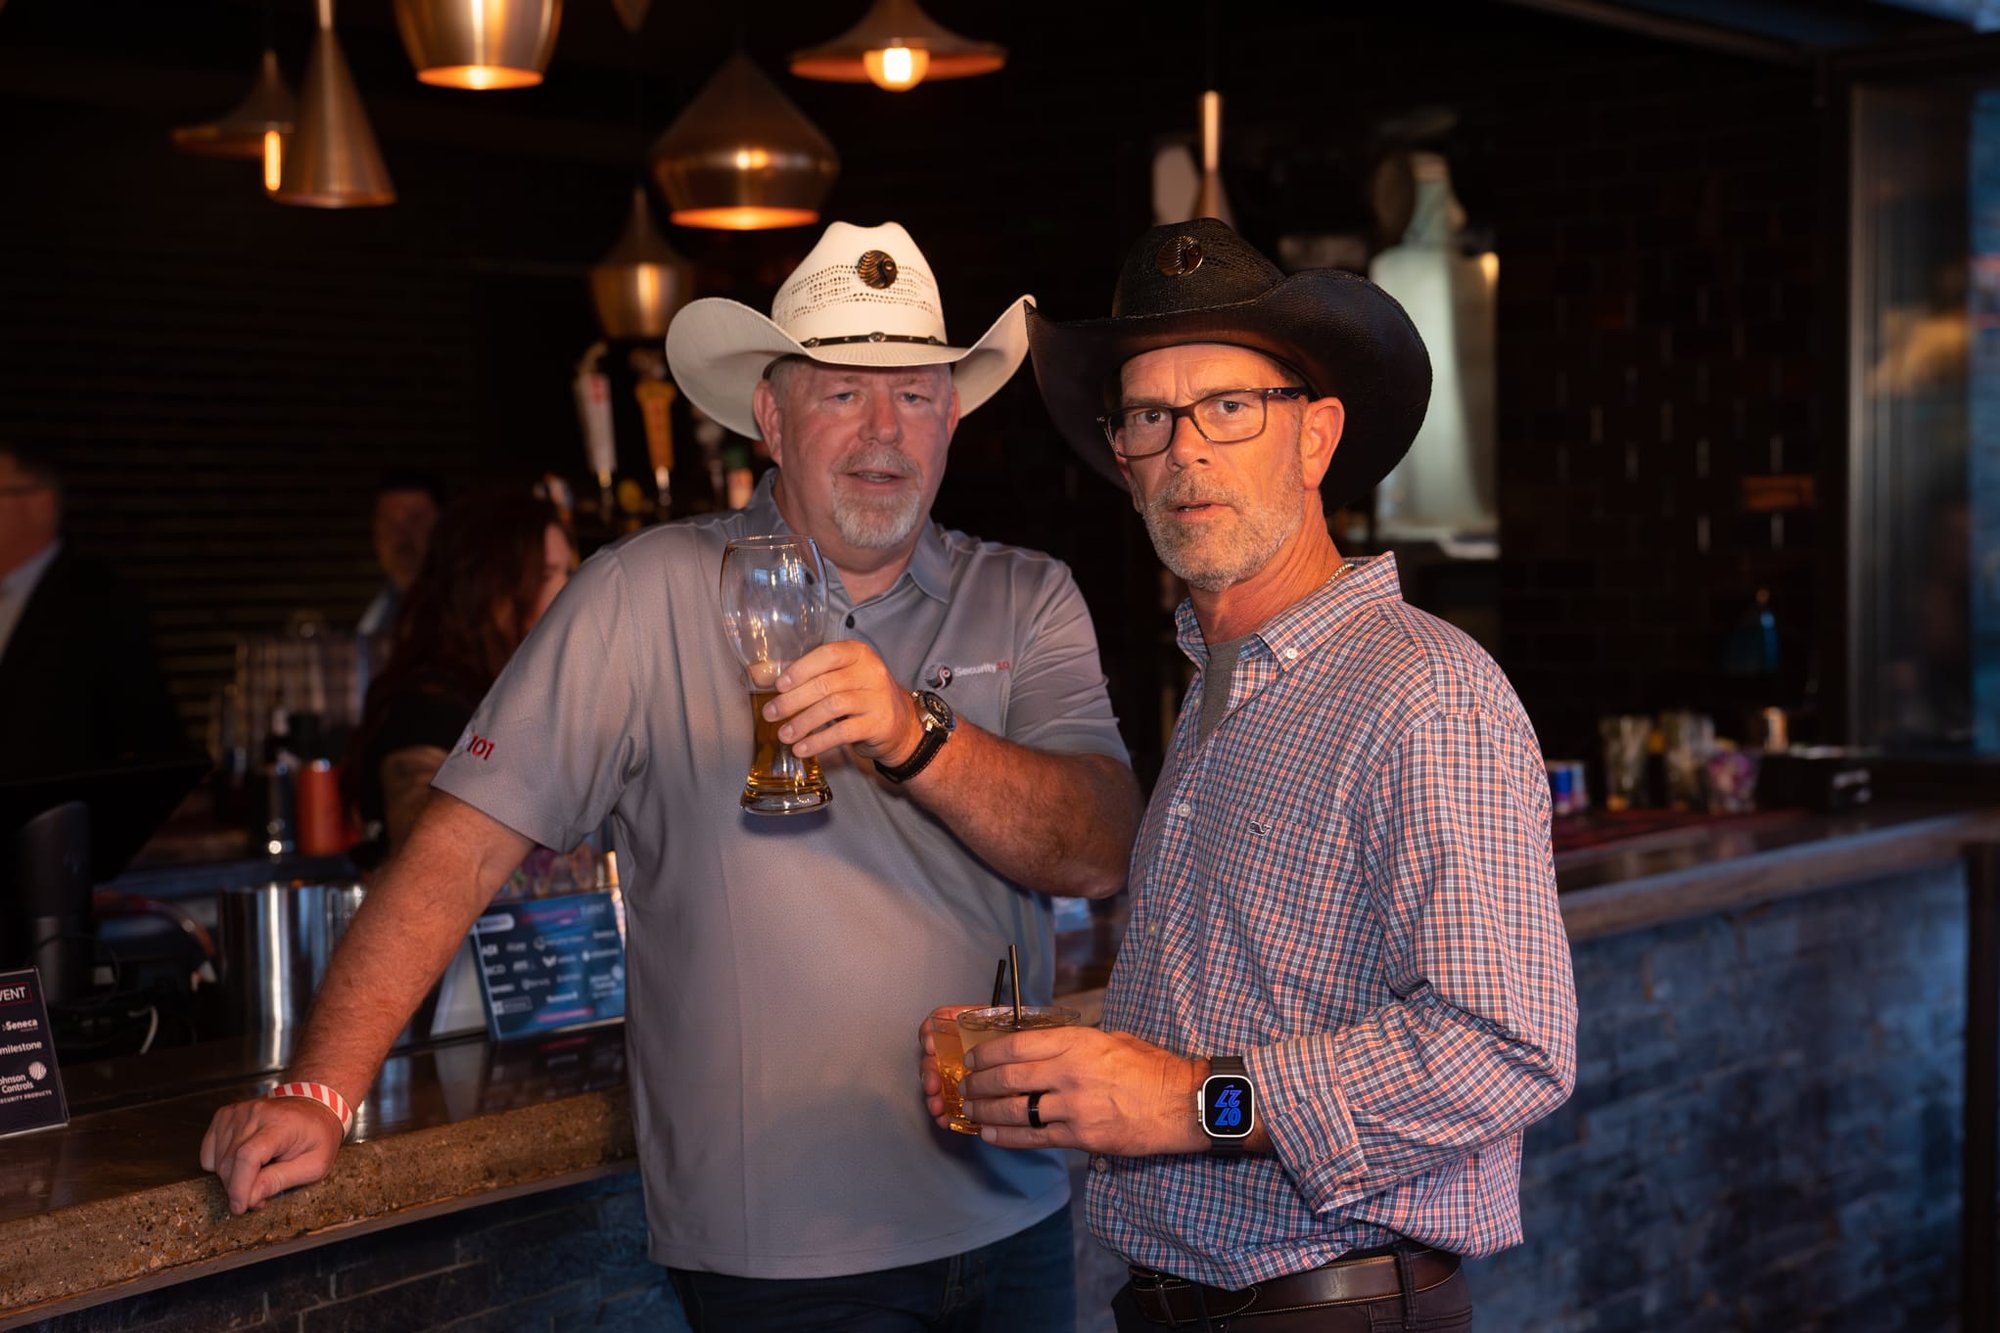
[719,535,832,815]
[948,1004,1080,1133]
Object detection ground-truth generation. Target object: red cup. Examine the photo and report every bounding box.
[296,760,350,856]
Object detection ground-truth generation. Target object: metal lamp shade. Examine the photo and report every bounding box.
[171,49,296,158]
[590,188,694,339]
[394,0,562,91]
[650,54,838,231]
[271,5,395,208]
[790,0,1005,88]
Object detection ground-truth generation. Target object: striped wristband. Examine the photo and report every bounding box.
[268,1081,355,1140]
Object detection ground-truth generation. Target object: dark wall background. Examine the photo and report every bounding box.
[0,0,1871,780]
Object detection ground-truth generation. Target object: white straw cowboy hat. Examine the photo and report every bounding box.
[666,221,1030,440]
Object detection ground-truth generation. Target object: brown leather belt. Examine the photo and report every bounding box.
[1125,1248,1460,1325]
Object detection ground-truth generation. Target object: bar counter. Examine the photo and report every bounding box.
[5,802,1998,1328]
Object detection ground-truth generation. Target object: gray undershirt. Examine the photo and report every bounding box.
[1199,633,1253,746]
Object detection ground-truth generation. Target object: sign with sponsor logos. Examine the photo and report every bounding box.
[469,892,626,1044]
[0,967,68,1139]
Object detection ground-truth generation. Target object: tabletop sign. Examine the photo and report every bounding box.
[0,967,69,1139]
[470,892,627,1043]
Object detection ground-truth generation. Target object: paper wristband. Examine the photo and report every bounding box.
[268,1081,355,1139]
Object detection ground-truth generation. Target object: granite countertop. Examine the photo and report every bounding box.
[0,1027,634,1328]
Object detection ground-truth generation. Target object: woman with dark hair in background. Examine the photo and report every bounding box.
[343,489,575,871]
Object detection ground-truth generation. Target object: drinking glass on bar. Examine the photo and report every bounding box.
[719,534,832,815]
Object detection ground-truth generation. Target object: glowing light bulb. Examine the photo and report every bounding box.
[262,130,285,193]
[863,45,930,91]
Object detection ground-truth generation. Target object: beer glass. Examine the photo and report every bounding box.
[720,534,832,815]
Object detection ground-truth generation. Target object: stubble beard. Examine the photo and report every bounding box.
[1141,451,1307,593]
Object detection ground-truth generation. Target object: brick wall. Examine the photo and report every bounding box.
[1468,864,1965,1331]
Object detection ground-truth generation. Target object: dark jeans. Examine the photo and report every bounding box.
[1110,1253,1473,1332]
[669,1205,1076,1332]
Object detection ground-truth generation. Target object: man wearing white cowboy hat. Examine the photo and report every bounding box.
[200,220,1141,1331]
[946,219,1576,1331]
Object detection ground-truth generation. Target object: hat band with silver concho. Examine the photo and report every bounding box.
[668,220,1030,441]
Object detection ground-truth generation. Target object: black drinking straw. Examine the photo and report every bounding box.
[990,958,1008,1007]
[1008,944,1023,1028]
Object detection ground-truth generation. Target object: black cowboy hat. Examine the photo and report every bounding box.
[1026,218,1432,510]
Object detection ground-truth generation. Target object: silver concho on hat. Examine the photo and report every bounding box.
[857,249,900,289]
[1156,235,1204,277]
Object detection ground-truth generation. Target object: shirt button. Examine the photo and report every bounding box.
[1091,1155,1109,1172]
[1175,801,1193,818]
[1282,646,1298,661]
[845,613,856,628]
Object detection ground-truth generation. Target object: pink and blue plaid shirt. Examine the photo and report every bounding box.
[1091,554,1578,1288]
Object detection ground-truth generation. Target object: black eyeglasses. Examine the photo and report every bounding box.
[1098,387,1309,460]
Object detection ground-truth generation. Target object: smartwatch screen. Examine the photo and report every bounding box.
[1201,1074,1255,1139]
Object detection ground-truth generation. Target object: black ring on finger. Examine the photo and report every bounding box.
[1027,1091,1045,1130]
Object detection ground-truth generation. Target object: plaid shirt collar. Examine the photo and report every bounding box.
[1173,552,1404,670]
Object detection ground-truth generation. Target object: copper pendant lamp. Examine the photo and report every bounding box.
[172,48,296,191]
[271,0,395,208]
[790,0,1005,93]
[1190,90,1233,227]
[590,187,695,339]
[393,0,562,91]
[609,0,652,32]
[649,53,838,231]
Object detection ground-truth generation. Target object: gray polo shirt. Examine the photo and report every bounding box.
[433,474,1130,1278]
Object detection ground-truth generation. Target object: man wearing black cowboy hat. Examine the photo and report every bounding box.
[943,219,1577,1330]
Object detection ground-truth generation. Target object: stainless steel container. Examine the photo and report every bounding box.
[218,881,367,1062]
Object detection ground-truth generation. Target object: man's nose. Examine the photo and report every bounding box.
[861,392,902,441]
[1163,413,1210,467]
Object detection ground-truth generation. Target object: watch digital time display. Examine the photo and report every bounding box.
[1199,1062,1256,1145]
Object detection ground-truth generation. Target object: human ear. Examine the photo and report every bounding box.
[1300,397,1345,490]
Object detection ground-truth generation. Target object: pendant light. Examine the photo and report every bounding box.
[271,0,395,208]
[650,53,838,231]
[1190,91,1233,227]
[172,49,297,191]
[609,0,651,31]
[790,0,1004,93]
[393,0,562,91]
[589,187,695,339]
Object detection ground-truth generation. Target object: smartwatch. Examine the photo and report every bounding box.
[875,690,956,784]
[1198,1055,1256,1154]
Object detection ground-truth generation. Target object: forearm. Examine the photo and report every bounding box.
[901,726,1140,898]
[291,792,531,1104]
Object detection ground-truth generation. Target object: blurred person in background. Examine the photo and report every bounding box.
[0,441,188,782]
[355,469,445,640]
[341,488,574,874]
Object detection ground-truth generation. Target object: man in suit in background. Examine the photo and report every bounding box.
[0,442,187,781]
